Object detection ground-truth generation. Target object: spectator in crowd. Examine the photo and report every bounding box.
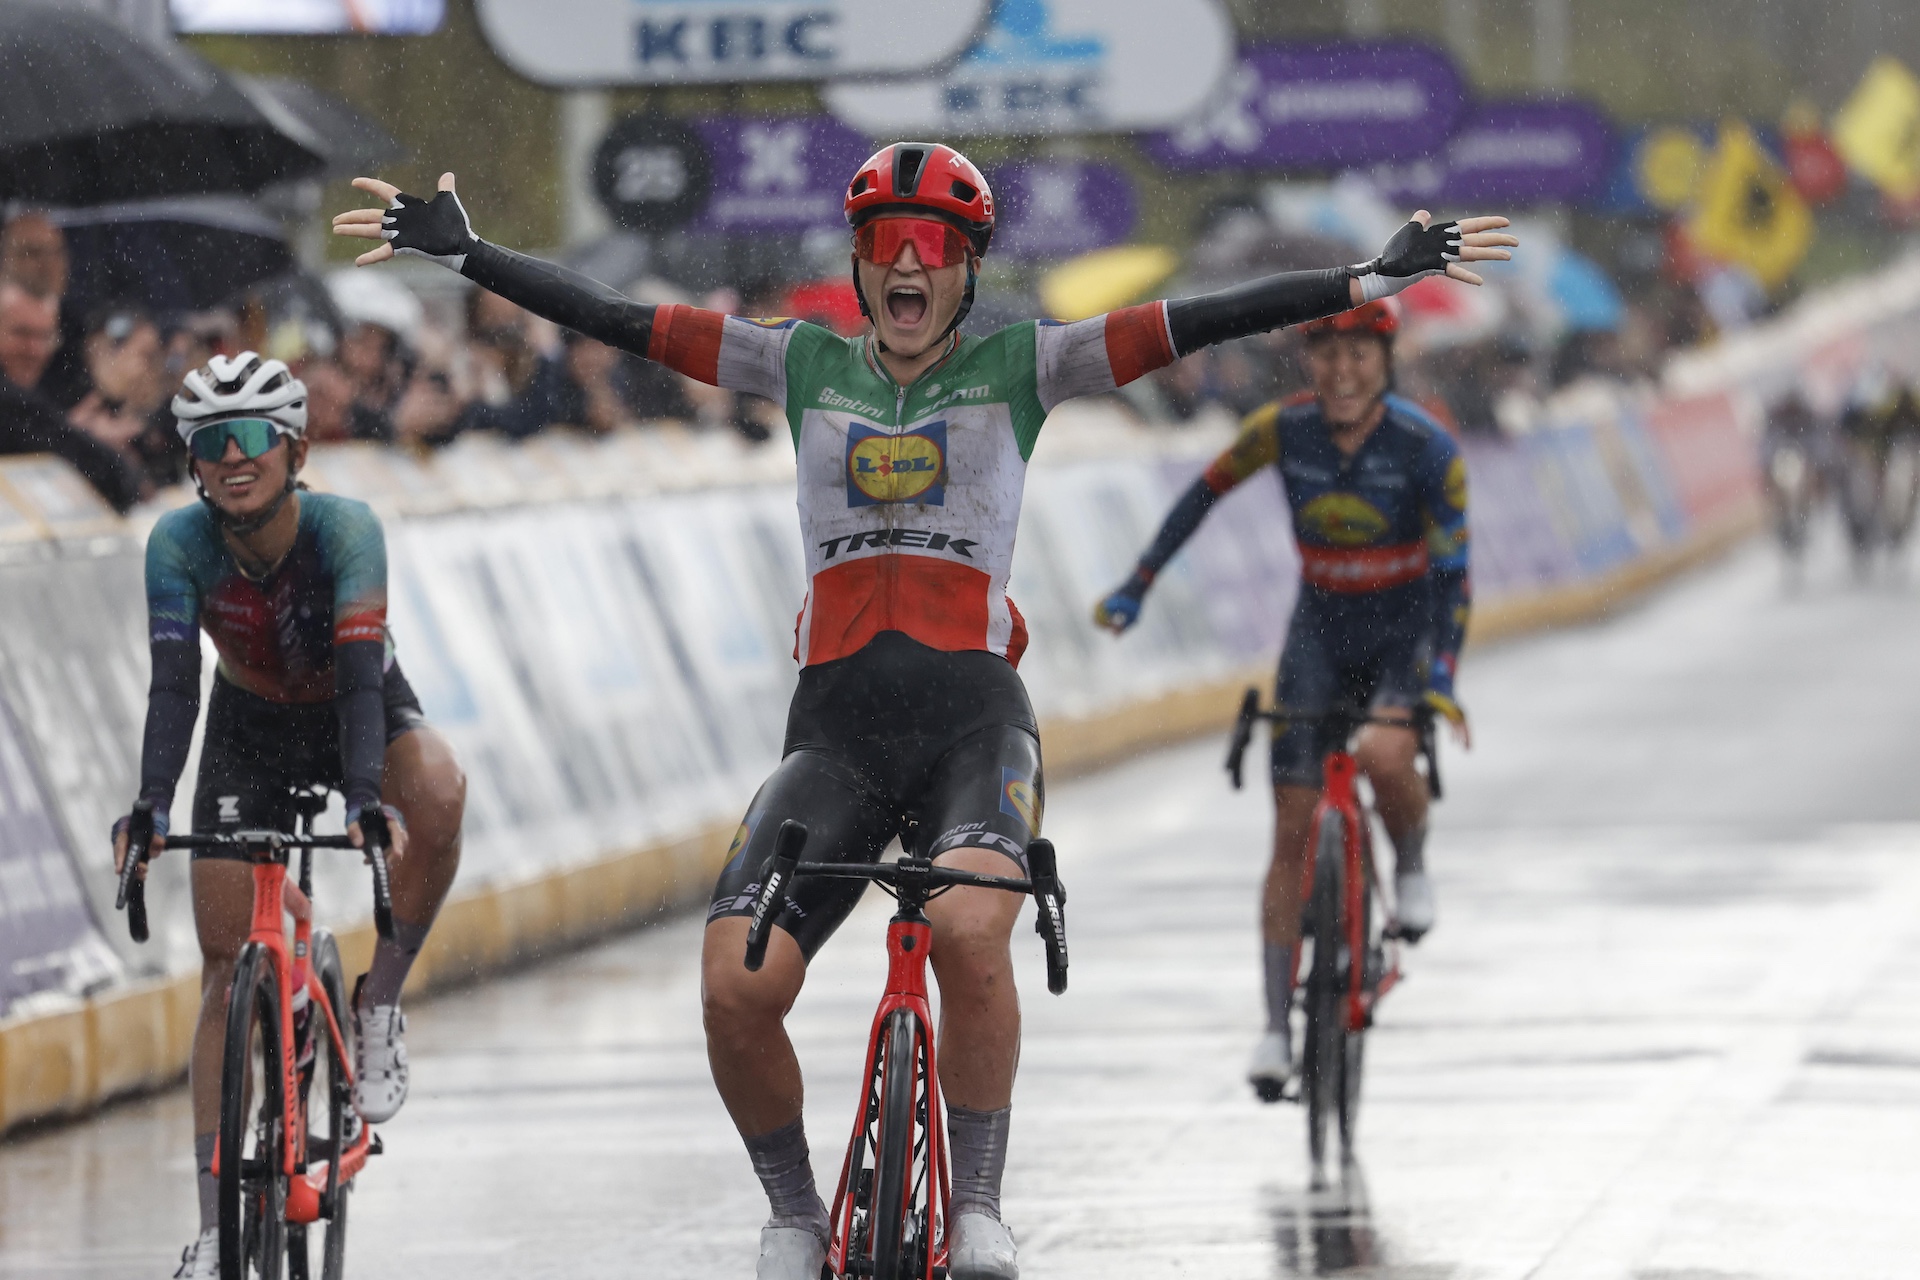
[0,280,141,511]
[1,212,91,408]
[69,305,184,489]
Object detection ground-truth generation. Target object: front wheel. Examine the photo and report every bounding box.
[1301,813,1345,1181]
[288,931,352,1280]
[869,1009,930,1280]
[219,944,288,1280]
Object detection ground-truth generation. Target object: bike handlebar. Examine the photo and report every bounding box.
[1225,690,1443,800]
[741,822,1070,994]
[114,815,395,944]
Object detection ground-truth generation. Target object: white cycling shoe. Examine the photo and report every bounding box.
[1247,1026,1293,1103]
[756,1224,827,1280]
[172,1227,218,1279]
[948,1211,1019,1280]
[1394,868,1436,942]
[352,1003,409,1123]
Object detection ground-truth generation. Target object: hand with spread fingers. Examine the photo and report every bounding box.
[1348,211,1519,304]
[332,172,478,270]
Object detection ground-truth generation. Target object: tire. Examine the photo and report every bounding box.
[1302,813,1345,1180]
[219,944,287,1280]
[288,931,352,1280]
[1337,830,1374,1163]
[869,1009,921,1280]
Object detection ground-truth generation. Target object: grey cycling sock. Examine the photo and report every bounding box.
[744,1118,830,1241]
[1393,822,1429,878]
[358,916,432,1009]
[947,1104,1011,1221]
[1263,942,1296,1033]
[195,1132,218,1233]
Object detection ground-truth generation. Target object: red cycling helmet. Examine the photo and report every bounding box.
[1300,298,1401,340]
[845,143,995,257]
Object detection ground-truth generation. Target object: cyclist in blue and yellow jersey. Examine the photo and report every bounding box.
[1097,299,1471,1102]
[109,353,467,1280]
[335,146,1513,1280]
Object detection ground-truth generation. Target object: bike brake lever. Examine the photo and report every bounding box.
[744,820,808,972]
[118,800,154,944]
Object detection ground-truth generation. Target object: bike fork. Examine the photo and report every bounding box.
[828,916,949,1280]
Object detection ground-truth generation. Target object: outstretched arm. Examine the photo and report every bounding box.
[333,175,765,394]
[1094,405,1283,633]
[1038,213,1516,413]
[1164,213,1516,356]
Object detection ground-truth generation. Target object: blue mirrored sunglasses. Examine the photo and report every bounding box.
[187,418,289,463]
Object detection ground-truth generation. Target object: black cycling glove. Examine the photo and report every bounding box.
[382,189,478,271]
[1346,218,1463,302]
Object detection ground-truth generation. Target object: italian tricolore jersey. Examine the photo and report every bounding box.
[648,303,1177,667]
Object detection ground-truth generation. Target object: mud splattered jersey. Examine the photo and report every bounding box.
[145,492,389,703]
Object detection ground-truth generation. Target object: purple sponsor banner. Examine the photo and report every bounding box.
[690,116,872,235]
[1142,41,1466,172]
[991,161,1137,259]
[1369,100,1615,207]
[0,694,102,1014]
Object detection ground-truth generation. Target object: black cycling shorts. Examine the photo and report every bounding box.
[707,631,1044,960]
[189,664,428,855]
[1271,587,1430,788]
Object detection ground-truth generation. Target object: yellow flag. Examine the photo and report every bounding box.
[1833,56,1920,199]
[1687,121,1813,290]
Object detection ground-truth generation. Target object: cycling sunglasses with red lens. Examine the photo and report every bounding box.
[188,418,290,463]
[854,218,972,269]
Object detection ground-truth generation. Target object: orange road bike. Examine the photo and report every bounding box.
[1227,694,1441,1178]
[743,821,1069,1280]
[117,786,397,1280]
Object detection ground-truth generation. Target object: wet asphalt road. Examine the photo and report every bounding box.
[8,531,1920,1279]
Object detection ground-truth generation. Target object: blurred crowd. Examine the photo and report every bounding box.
[0,203,1713,516]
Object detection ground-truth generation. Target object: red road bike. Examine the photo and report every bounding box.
[117,786,397,1280]
[742,821,1069,1280]
[1226,694,1441,1178]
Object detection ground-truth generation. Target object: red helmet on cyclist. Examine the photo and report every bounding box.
[1300,298,1400,341]
[845,143,995,258]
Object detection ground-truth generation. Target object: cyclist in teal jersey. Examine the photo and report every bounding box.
[336,144,1514,1280]
[111,354,467,1280]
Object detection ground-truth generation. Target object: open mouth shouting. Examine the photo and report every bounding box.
[886,283,929,330]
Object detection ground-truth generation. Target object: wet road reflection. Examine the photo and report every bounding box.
[8,540,1920,1278]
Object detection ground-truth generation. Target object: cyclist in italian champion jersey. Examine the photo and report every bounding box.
[1095,299,1470,1100]
[110,354,467,1280]
[335,143,1513,1280]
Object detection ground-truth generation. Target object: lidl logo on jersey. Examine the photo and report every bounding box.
[846,421,947,507]
[1299,493,1390,547]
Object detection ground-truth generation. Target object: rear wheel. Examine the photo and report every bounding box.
[1302,813,1345,1182]
[288,931,352,1280]
[870,1009,927,1280]
[219,944,287,1280]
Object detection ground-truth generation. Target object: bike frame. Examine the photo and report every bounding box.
[1300,751,1401,1035]
[825,908,949,1279]
[209,842,373,1226]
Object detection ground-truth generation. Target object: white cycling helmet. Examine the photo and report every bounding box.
[173,352,308,444]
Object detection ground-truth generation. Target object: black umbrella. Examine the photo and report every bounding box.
[0,4,324,206]
[238,76,405,179]
[56,195,294,314]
